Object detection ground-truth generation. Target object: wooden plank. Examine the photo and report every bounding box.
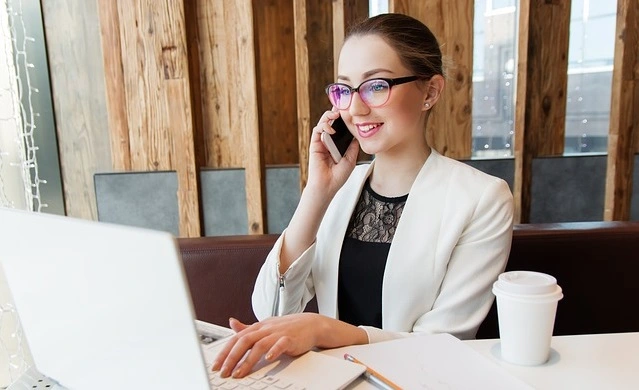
[229,1,265,233]
[117,1,165,170]
[197,1,240,168]
[294,0,334,189]
[166,79,201,236]
[293,0,311,190]
[161,1,201,237]
[391,0,473,159]
[513,0,571,223]
[604,0,639,221]
[97,0,131,171]
[117,0,201,237]
[253,0,298,165]
[196,1,265,233]
[183,0,206,170]
[42,0,112,219]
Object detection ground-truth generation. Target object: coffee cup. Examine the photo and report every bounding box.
[492,271,563,366]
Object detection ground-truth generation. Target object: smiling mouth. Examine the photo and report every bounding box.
[358,123,382,133]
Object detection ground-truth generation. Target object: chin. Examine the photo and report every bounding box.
[359,141,387,156]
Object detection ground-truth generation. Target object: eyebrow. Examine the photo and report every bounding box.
[337,68,396,82]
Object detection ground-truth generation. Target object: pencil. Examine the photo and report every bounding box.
[344,353,402,390]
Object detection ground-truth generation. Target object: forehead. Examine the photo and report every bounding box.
[337,34,408,80]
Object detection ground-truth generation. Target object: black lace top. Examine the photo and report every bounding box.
[337,179,408,328]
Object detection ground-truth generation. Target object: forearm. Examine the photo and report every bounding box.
[279,185,332,274]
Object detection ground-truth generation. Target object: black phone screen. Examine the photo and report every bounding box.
[330,116,354,156]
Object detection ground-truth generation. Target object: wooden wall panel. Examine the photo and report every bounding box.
[391,0,473,159]
[42,0,112,220]
[604,0,639,221]
[116,0,200,236]
[513,0,571,223]
[294,0,334,189]
[197,1,239,167]
[196,0,265,233]
[253,0,298,166]
[97,0,131,172]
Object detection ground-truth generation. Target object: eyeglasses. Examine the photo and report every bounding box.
[325,76,419,110]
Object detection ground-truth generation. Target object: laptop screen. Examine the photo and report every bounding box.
[0,208,211,389]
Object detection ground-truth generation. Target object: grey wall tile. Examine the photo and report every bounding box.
[94,171,179,235]
[530,155,607,223]
[266,165,300,234]
[200,169,248,236]
[463,158,514,192]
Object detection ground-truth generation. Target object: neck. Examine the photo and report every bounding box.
[369,144,431,197]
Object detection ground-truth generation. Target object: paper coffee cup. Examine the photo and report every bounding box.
[493,271,563,366]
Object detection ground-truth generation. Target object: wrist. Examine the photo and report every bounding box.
[315,316,369,349]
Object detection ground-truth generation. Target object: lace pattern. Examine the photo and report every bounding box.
[346,181,407,243]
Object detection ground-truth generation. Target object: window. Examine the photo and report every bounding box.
[565,0,617,154]
[472,0,518,158]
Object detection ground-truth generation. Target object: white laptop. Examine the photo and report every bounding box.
[0,208,365,390]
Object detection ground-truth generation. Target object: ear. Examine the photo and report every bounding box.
[422,75,445,111]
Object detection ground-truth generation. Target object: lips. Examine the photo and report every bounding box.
[357,123,382,138]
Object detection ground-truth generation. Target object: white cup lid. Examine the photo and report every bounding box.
[494,271,558,295]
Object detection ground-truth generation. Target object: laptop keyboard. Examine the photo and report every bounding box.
[208,370,306,389]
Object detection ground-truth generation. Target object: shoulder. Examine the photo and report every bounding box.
[416,151,512,212]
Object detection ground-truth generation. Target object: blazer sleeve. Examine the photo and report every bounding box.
[251,230,318,320]
[362,178,514,343]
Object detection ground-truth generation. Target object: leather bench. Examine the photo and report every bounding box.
[178,221,639,338]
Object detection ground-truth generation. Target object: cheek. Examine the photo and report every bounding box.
[388,94,424,124]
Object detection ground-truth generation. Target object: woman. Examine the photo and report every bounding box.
[213,13,514,378]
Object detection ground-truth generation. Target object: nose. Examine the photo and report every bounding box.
[348,91,370,117]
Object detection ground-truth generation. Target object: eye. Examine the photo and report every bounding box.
[366,80,389,93]
[338,86,352,96]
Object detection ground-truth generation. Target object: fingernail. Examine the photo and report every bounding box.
[233,367,243,378]
[265,353,273,360]
[211,360,220,371]
[220,366,230,378]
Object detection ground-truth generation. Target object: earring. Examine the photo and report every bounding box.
[424,102,430,108]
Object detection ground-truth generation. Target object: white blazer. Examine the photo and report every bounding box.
[252,150,514,343]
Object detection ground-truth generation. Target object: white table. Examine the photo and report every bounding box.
[337,332,639,390]
[466,332,639,390]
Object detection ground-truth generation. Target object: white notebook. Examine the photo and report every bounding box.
[323,333,534,389]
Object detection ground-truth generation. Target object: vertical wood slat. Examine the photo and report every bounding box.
[196,1,265,234]
[513,0,571,223]
[116,0,200,236]
[391,0,473,159]
[97,0,131,171]
[158,0,202,236]
[604,0,639,221]
[253,0,298,166]
[197,1,236,167]
[231,1,265,234]
[293,0,311,190]
[294,1,334,190]
[166,80,201,237]
[42,0,112,220]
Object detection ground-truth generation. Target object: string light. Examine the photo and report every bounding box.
[0,0,40,383]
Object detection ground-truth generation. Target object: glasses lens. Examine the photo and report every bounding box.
[359,79,391,107]
[327,84,351,109]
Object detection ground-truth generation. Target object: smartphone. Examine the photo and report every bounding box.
[320,115,354,163]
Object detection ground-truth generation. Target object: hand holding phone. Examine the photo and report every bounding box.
[320,115,354,163]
